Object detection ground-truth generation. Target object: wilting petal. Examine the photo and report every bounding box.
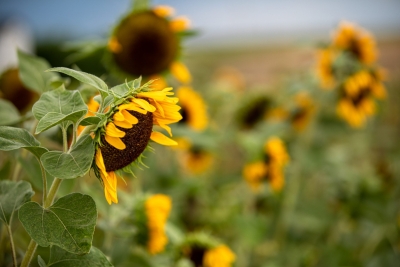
[105,135,126,150]
[150,131,177,146]
[106,123,125,137]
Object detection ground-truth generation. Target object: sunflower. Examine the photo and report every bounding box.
[316,47,336,89]
[336,70,385,128]
[236,95,271,130]
[290,92,315,131]
[93,82,182,204]
[180,232,235,267]
[108,4,191,84]
[332,21,377,65]
[243,137,289,192]
[175,137,213,174]
[0,68,37,112]
[177,86,208,131]
[145,194,172,254]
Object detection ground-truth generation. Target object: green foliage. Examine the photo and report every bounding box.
[0,99,20,126]
[32,85,88,133]
[18,193,97,255]
[0,126,48,159]
[80,116,102,126]
[41,135,94,179]
[17,50,62,93]
[38,246,113,267]
[0,180,34,224]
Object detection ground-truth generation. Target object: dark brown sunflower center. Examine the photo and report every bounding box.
[238,98,270,129]
[179,106,188,124]
[351,88,370,107]
[112,11,179,77]
[188,246,206,267]
[101,110,153,172]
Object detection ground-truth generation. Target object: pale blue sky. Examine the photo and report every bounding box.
[1,0,399,47]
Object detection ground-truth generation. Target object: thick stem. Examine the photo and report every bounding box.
[19,240,37,267]
[6,225,17,267]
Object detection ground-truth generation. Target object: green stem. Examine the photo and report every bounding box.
[6,225,17,267]
[19,240,37,267]
[62,128,68,153]
[44,178,62,208]
[40,162,47,205]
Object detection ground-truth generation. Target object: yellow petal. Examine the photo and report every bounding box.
[114,120,133,129]
[153,100,165,117]
[170,16,190,32]
[120,103,148,114]
[132,98,156,112]
[113,111,125,121]
[106,123,125,138]
[108,37,122,53]
[153,5,175,17]
[121,110,139,124]
[150,131,178,146]
[170,62,191,84]
[105,135,126,150]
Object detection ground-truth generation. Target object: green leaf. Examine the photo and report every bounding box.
[17,50,61,93]
[110,83,130,98]
[46,67,109,99]
[32,85,87,133]
[18,193,97,255]
[41,246,113,267]
[80,116,101,126]
[40,134,94,179]
[0,99,20,126]
[0,180,34,225]
[0,126,49,159]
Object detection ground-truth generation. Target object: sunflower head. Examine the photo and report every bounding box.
[179,232,235,267]
[107,4,192,83]
[236,95,272,130]
[243,137,289,192]
[316,47,336,89]
[0,67,38,112]
[175,137,214,174]
[336,69,386,128]
[332,21,377,65]
[92,78,182,204]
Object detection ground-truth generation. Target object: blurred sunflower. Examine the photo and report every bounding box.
[175,138,213,175]
[236,95,271,130]
[333,21,377,65]
[107,4,191,84]
[316,47,336,89]
[177,86,208,131]
[93,81,182,204]
[0,68,37,112]
[336,69,386,128]
[290,92,315,131]
[243,137,289,192]
[180,232,235,267]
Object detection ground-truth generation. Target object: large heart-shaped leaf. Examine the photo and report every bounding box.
[0,126,48,159]
[41,134,94,179]
[18,193,97,255]
[46,68,109,99]
[18,50,61,93]
[0,99,20,126]
[0,180,34,225]
[38,246,113,267]
[32,85,87,133]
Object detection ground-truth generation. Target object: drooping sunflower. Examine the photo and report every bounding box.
[179,232,235,267]
[332,21,377,65]
[177,86,208,131]
[0,68,37,112]
[336,69,386,128]
[107,4,192,84]
[92,80,182,204]
[243,137,289,192]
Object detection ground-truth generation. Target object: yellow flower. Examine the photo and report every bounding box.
[145,194,172,254]
[203,245,236,267]
[336,70,385,128]
[94,86,182,204]
[175,138,213,174]
[177,86,208,131]
[316,48,336,89]
[236,95,271,130]
[290,92,315,131]
[333,21,377,64]
[108,5,191,84]
[243,137,289,192]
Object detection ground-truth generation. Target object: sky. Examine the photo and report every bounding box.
[0,0,400,48]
